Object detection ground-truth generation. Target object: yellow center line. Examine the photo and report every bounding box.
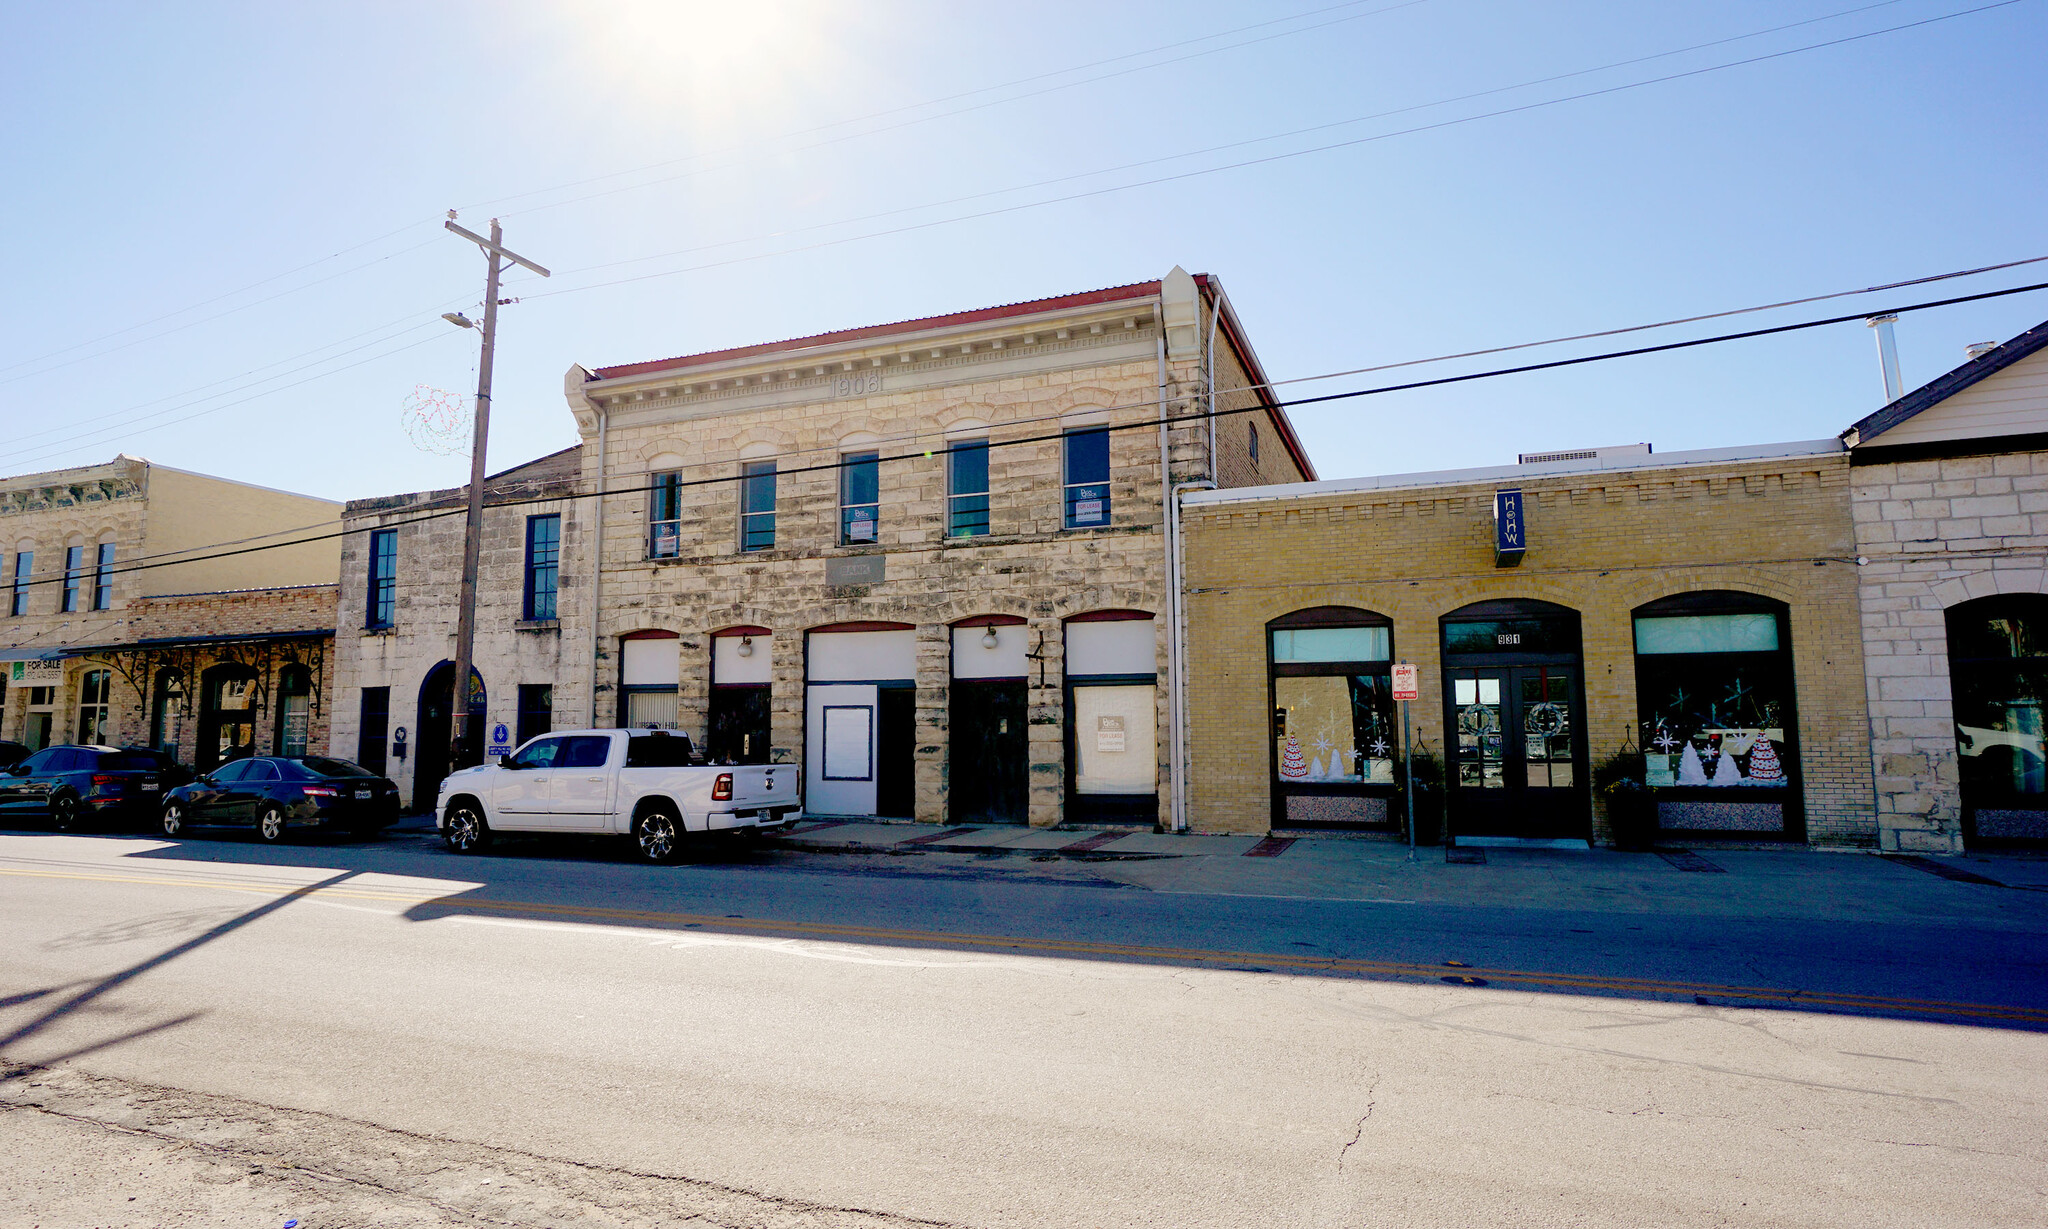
[7,866,2044,1025]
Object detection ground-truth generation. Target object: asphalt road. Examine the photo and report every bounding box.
[3,826,2046,1227]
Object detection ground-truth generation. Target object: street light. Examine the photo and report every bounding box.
[441,312,475,329]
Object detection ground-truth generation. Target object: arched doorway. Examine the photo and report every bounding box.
[415,662,485,811]
[1440,598,1587,842]
[197,664,260,771]
[1947,594,2048,846]
[1268,605,1397,831]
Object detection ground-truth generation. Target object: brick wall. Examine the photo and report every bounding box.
[1183,451,1875,842]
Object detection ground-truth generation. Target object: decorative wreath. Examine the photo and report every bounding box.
[1523,701,1566,737]
[1457,703,1499,736]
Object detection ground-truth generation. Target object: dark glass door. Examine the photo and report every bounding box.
[708,685,772,764]
[875,686,916,819]
[1445,665,1585,839]
[950,679,1027,824]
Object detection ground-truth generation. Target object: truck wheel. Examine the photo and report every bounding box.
[256,805,287,843]
[633,808,683,865]
[444,804,491,854]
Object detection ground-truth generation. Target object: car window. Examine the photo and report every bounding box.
[17,748,60,774]
[294,756,377,778]
[560,736,613,769]
[209,760,251,784]
[623,733,696,768]
[508,738,563,769]
[46,749,82,773]
[246,760,280,783]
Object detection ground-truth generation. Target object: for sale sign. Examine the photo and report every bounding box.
[1391,662,1419,702]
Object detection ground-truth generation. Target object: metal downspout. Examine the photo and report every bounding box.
[588,405,608,726]
[1168,478,1212,833]
[1157,334,1184,832]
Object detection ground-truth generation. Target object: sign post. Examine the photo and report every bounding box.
[1391,663,1420,851]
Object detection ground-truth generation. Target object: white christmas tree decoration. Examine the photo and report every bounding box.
[1676,742,1708,786]
[1711,744,1744,786]
[1307,755,1326,780]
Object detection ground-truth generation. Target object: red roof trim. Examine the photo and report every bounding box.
[619,629,678,641]
[590,281,1162,381]
[951,614,1029,628]
[710,624,772,638]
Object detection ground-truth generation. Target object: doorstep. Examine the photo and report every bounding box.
[1451,836,1592,851]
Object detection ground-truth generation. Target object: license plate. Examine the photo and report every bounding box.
[140,783,158,792]
[355,789,372,799]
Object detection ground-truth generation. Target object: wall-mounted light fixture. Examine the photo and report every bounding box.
[737,635,755,658]
[981,627,1000,649]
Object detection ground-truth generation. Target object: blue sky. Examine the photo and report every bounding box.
[3,0,2043,500]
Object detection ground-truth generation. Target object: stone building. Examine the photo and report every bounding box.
[1180,440,1875,845]
[1843,316,2048,851]
[0,455,342,768]
[330,269,1313,826]
[330,446,582,810]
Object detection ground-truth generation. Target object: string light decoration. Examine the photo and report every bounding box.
[401,385,473,456]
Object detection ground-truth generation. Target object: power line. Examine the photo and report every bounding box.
[536,0,1917,281]
[20,275,2043,596]
[526,0,2023,303]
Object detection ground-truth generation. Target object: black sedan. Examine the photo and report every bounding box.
[0,744,168,831]
[160,756,402,842]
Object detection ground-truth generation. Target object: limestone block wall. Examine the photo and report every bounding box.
[1185,451,1874,841]
[1849,449,2048,852]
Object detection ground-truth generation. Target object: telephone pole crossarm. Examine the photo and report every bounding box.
[443,220,552,278]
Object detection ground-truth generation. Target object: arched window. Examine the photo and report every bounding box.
[1947,594,2048,844]
[275,664,313,756]
[1269,606,1396,830]
[1634,591,1798,838]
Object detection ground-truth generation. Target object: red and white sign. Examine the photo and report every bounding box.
[1391,662,1420,701]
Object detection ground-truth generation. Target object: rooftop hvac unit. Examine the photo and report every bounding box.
[1517,442,1653,466]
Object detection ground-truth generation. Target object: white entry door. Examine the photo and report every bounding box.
[806,683,878,816]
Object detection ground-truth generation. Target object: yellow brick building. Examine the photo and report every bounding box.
[1181,441,1875,846]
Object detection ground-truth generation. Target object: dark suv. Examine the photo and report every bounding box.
[0,744,170,831]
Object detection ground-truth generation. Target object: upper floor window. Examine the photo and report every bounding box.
[61,546,84,613]
[91,542,114,611]
[740,462,776,552]
[10,551,30,617]
[1063,427,1110,529]
[524,514,560,621]
[841,451,880,545]
[649,471,683,558]
[366,529,397,629]
[1249,421,1260,465]
[948,439,990,537]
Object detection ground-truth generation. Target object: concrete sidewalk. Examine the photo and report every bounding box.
[770,819,2048,927]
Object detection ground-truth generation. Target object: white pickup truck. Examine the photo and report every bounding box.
[435,728,801,863]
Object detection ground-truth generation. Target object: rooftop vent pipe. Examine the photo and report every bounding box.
[1866,314,1904,404]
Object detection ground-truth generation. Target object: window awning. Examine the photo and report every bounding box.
[0,647,71,663]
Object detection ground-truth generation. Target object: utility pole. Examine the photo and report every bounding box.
[442,215,548,778]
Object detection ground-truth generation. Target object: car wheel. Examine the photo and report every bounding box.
[256,805,287,843]
[633,808,684,865]
[161,803,186,838]
[50,793,79,833]
[444,804,491,854]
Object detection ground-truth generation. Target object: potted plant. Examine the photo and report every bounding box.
[1593,750,1655,850]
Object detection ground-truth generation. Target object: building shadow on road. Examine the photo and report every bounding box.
[16,822,2048,1035]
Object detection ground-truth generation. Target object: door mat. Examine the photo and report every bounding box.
[1243,836,1296,858]
[1445,846,1487,864]
[1884,854,2005,887]
[1060,831,1127,853]
[1658,849,1727,873]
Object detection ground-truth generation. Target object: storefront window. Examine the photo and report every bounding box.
[1634,595,1793,793]
[1269,607,1396,829]
[1948,596,2048,837]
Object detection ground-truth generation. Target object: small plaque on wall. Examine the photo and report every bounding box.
[825,554,885,587]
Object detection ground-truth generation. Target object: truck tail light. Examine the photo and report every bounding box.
[712,773,733,801]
